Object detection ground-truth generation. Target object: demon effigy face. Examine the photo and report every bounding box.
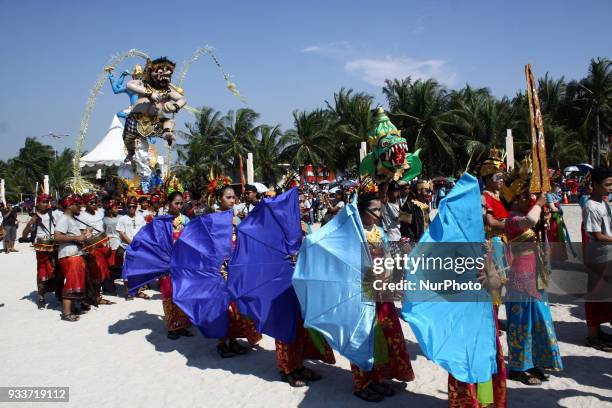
[359,108,422,183]
[147,57,176,89]
[376,133,408,170]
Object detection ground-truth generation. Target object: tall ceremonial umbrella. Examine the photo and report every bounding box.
[401,173,497,384]
[170,210,234,338]
[293,198,377,370]
[228,188,302,342]
[123,215,174,295]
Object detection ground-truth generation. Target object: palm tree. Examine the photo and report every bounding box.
[544,120,586,169]
[325,88,374,171]
[283,110,334,167]
[7,137,55,194]
[176,106,224,186]
[47,148,74,197]
[214,108,261,182]
[451,89,515,167]
[253,125,288,185]
[383,78,457,177]
[572,58,612,165]
[538,73,567,123]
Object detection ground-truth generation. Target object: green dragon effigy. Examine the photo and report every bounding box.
[359,107,422,183]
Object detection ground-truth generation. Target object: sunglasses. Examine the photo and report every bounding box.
[127,205,137,208]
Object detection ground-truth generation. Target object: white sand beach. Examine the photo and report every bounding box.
[1,205,611,408]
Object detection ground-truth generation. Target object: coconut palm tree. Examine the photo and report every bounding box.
[176,106,224,186]
[6,137,55,194]
[571,58,612,165]
[253,125,288,185]
[282,110,334,167]
[451,89,515,168]
[47,148,74,197]
[383,78,457,177]
[214,108,261,182]
[325,87,374,171]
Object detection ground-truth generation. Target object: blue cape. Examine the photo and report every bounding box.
[401,173,498,383]
[228,188,302,342]
[122,215,174,295]
[170,210,233,338]
[293,199,376,370]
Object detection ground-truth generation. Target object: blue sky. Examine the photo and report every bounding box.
[1,0,610,160]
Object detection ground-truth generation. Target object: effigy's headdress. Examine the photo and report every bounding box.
[367,107,402,149]
[132,64,144,78]
[479,147,506,177]
[500,156,533,203]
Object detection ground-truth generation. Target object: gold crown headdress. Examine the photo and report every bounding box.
[479,147,506,177]
[500,156,532,203]
[479,147,506,176]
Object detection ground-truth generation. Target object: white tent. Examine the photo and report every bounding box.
[80,115,165,169]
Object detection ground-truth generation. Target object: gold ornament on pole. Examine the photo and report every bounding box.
[525,64,551,193]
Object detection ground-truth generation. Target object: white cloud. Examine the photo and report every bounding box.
[345,56,457,87]
[301,41,353,58]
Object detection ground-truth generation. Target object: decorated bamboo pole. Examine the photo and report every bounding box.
[359,141,367,163]
[505,129,515,172]
[43,175,50,195]
[0,179,5,204]
[34,182,39,206]
[247,152,254,184]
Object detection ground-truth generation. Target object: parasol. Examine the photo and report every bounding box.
[293,198,377,370]
[401,173,497,383]
[228,188,302,342]
[122,215,174,295]
[170,210,234,338]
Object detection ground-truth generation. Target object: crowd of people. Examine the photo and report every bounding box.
[4,156,612,406]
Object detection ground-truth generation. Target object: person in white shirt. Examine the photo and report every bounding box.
[76,193,114,306]
[137,196,154,221]
[102,199,122,296]
[582,166,612,352]
[117,197,147,299]
[22,194,58,309]
[54,194,88,322]
[235,184,260,220]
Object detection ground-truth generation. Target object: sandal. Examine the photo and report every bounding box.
[37,298,46,310]
[177,328,194,337]
[61,313,79,322]
[296,367,322,382]
[528,368,549,381]
[508,370,541,385]
[281,371,307,387]
[217,343,236,358]
[98,298,116,305]
[354,387,384,402]
[167,331,180,340]
[369,382,395,397]
[229,340,248,355]
[586,336,612,352]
